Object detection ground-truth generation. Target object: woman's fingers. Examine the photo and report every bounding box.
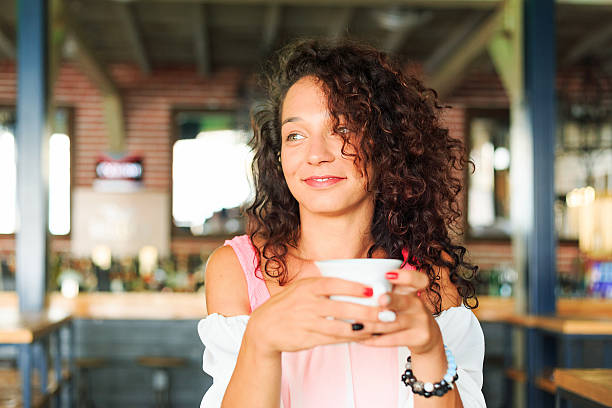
[357,326,423,347]
[309,315,373,341]
[309,277,374,298]
[379,288,429,314]
[315,297,382,322]
[380,268,430,314]
[314,310,419,337]
[385,268,429,290]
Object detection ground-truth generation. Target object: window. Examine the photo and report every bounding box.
[172,111,253,236]
[0,108,72,235]
[467,110,511,238]
[0,110,16,234]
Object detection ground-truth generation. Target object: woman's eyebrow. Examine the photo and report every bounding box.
[281,116,303,125]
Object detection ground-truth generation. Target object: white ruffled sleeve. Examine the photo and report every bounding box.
[197,313,250,408]
[435,306,486,408]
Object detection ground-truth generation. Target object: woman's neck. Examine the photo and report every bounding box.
[294,207,376,261]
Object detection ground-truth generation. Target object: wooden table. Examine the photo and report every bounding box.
[0,308,74,408]
[507,315,612,370]
[486,312,612,407]
[554,369,612,408]
[504,315,612,336]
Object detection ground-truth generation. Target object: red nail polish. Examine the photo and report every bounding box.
[385,272,398,280]
[363,287,373,297]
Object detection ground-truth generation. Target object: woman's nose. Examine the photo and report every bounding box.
[307,133,335,165]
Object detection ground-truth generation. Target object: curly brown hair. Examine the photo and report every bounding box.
[246,38,478,314]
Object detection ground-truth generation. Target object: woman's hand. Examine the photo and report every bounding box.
[245,277,386,357]
[356,269,465,407]
[356,268,443,355]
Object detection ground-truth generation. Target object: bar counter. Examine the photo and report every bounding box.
[0,292,207,320]
[0,292,609,320]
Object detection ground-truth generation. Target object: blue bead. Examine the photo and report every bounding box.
[444,373,453,383]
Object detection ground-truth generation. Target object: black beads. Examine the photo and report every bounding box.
[401,355,458,398]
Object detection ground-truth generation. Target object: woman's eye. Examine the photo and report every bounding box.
[337,126,350,135]
[286,132,305,141]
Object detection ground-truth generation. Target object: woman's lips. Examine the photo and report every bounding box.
[303,176,346,188]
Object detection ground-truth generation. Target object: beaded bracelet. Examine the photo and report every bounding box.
[401,345,459,398]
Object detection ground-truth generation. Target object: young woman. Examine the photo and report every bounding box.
[198,39,485,408]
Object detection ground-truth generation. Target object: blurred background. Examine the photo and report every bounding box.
[0,0,611,407]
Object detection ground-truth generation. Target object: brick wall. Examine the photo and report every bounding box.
[0,60,581,273]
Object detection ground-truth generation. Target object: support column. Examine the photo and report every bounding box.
[487,1,529,404]
[524,0,557,317]
[16,0,50,312]
[489,1,557,406]
[524,1,557,406]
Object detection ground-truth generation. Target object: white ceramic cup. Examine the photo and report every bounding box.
[314,258,402,307]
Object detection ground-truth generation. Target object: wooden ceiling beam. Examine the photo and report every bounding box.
[382,10,432,54]
[260,4,281,55]
[0,22,16,59]
[116,3,151,74]
[64,26,117,95]
[427,4,504,98]
[193,4,211,76]
[424,11,486,74]
[63,8,126,152]
[557,0,612,4]
[112,0,612,5]
[49,0,67,107]
[562,23,612,65]
[113,0,503,7]
[328,7,353,39]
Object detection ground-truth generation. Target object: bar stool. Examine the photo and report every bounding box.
[137,356,187,408]
[75,357,107,408]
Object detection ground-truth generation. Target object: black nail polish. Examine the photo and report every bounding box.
[351,323,364,331]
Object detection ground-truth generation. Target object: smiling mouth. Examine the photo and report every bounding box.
[303,176,346,181]
[303,176,346,187]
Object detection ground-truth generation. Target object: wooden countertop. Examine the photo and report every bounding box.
[0,309,72,343]
[554,369,612,407]
[0,292,207,320]
[504,315,612,335]
[473,297,612,322]
[473,297,612,335]
[472,296,516,321]
[0,292,609,323]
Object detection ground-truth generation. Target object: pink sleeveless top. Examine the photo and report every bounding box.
[225,235,402,408]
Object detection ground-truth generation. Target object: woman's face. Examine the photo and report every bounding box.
[280,76,373,218]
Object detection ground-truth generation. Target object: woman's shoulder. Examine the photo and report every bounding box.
[205,240,251,317]
[435,305,484,355]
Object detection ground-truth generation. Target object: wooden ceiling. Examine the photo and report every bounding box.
[0,1,612,78]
